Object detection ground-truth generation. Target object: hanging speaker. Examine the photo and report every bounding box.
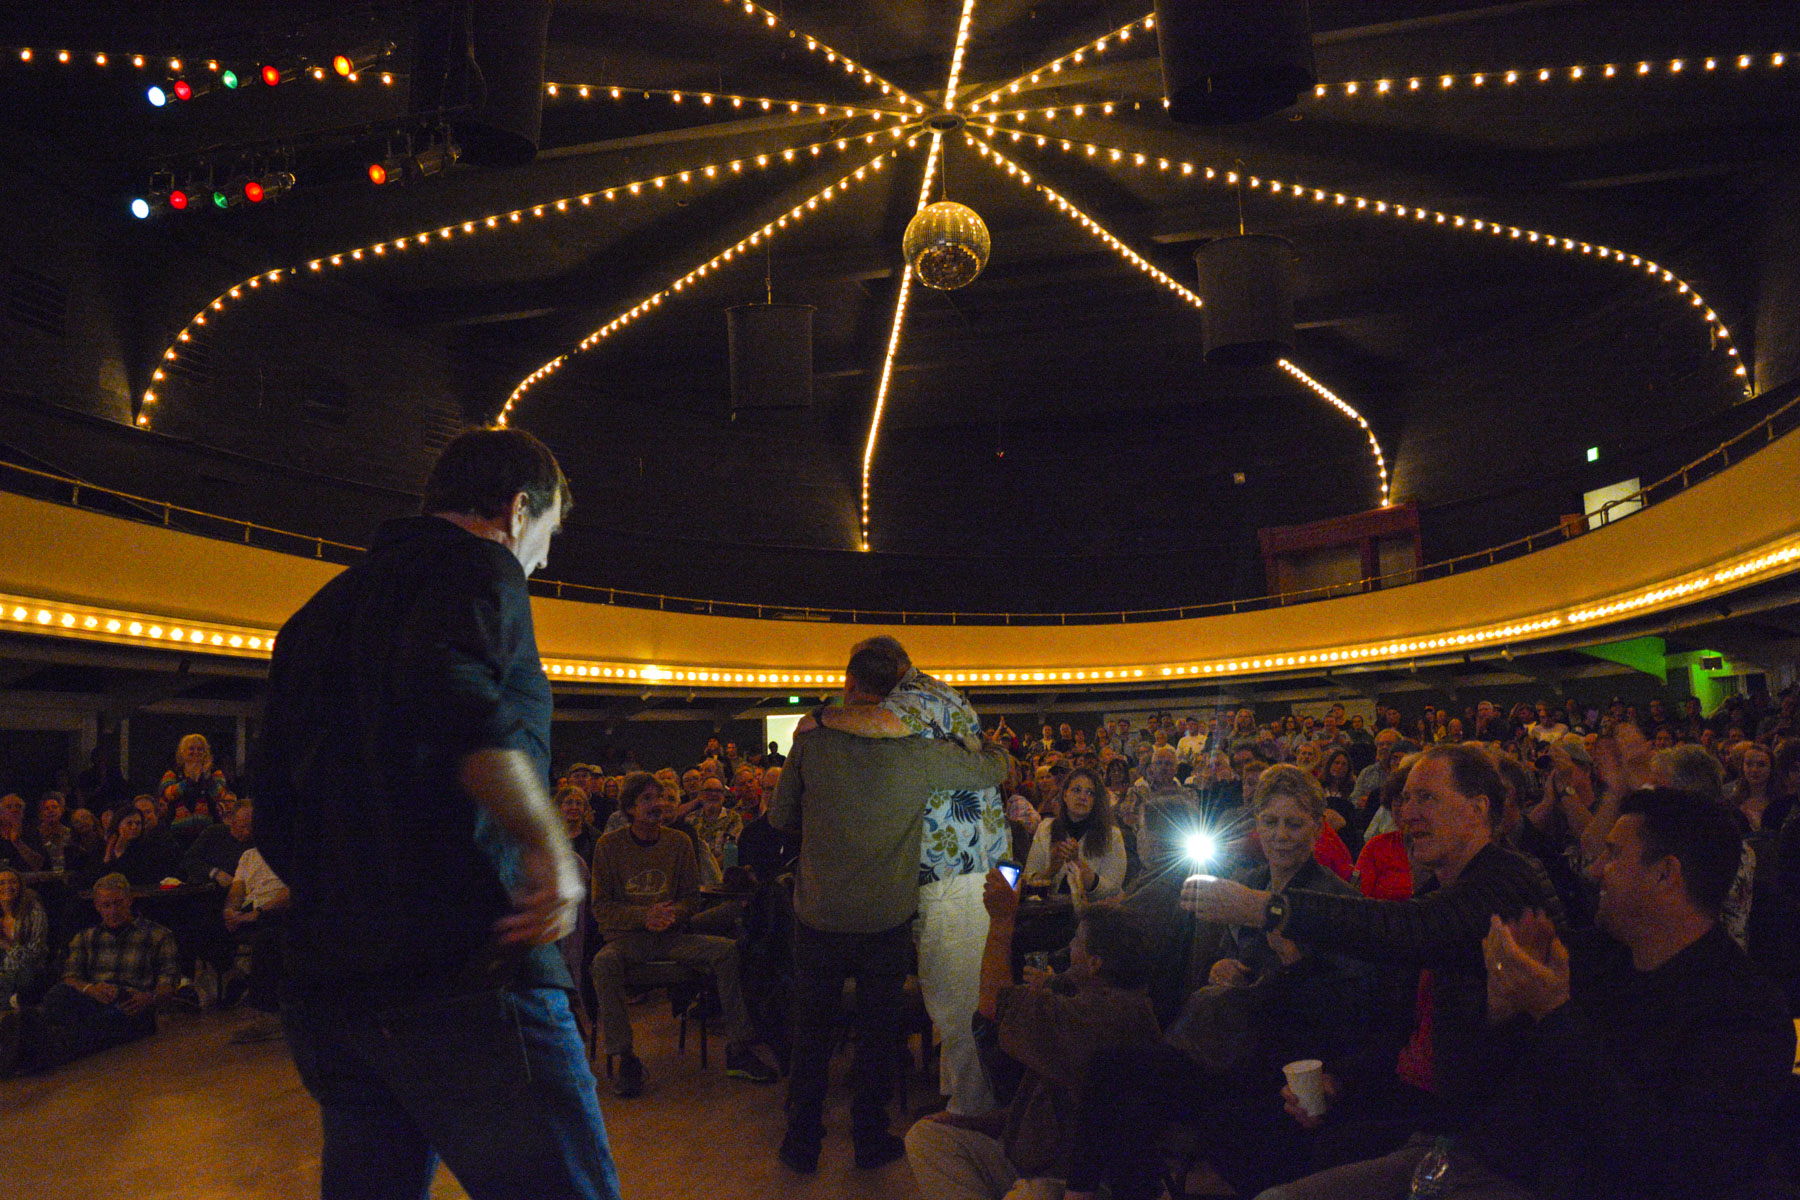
[1195,235,1296,367]
[411,0,553,166]
[1153,0,1316,125]
[727,304,815,410]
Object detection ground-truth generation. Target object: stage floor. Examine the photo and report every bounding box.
[1,997,926,1199]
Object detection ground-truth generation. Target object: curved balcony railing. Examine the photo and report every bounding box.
[3,389,1797,626]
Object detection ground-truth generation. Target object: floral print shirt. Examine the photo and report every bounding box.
[884,667,1010,884]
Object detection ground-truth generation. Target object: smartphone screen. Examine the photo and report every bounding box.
[996,861,1023,889]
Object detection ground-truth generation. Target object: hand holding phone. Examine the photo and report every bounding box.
[996,861,1023,889]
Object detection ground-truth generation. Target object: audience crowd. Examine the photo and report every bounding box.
[1,681,1798,1199]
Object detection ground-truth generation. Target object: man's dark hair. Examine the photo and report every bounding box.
[1079,906,1154,990]
[845,636,910,699]
[1617,787,1743,916]
[422,427,572,521]
[1417,743,1507,829]
[618,771,661,816]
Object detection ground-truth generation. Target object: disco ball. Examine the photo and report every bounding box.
[903,200,991,290]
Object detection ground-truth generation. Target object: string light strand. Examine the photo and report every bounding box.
[719,0,927,113]
[972,123,1751,399]
[500,143,910,425]
[138,126,906,428]
[543,81,911,119]
[965,11,1156,113]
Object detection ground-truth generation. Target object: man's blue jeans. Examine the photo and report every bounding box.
[283,986,623,1200]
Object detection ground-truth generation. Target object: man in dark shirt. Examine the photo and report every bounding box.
[256,428,621,1200]
[1263,788,1795,1200]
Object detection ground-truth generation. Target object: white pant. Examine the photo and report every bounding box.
[905,1119,1066,1200]
[915,872,996,1115]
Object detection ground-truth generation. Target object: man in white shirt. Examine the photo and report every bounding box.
[220,800,289,1029]
[1175,717,1208,775]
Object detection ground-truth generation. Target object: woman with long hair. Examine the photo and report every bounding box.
[1316,747,1359,850]
[1024,766,1126,901]
[0,868,50,1004]
[101,807,162,886]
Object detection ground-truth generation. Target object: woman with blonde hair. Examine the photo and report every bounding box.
[0,868,50,1004]
[159,733,234,821]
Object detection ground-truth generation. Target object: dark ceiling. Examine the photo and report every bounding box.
[1,1,1797,613]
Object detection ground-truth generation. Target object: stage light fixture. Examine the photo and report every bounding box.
[243,172,295,204]
[333,41,393,79]
[172,79,193,101]
[130,198,151,219]
[261,64,280,86]
[220,69,239,89]
[368,161,390,185]
[169,189,189,210]
[146,85,168,107]
[244,181,264,202]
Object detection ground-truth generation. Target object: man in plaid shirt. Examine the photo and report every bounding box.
[0,873,180,1075]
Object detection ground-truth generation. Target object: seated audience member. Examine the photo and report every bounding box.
[127,794,181,879]
[589,773,776,1097]
[0,793,45,872]
[0,869,50,1004]
[67,807,104,869]
[158,733,235,823]
[33,793,73,872]
[1261,788,1796,1200]
[1024,767,1126,901]
[1182,744,1567,1175]
[0,873,180,1076]
[685,777,743,865]
[1353,765,1417,901]
[219,819,290,1029]
[905,874,1159,1200]
[182,797,255,889]
[736,773,795,886]
[100,807,169,886]
[1120,796,1212,1025]
[556,784,598,867]
[1064,767,1378,1200]
[731,767,763,817]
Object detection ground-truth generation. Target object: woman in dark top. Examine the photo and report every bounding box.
[100,808,166,886]
[1317,747,1360,854]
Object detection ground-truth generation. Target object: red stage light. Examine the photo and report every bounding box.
[368,163,388,185]
[261,64,280,86]
[172,79,193,101]
[169,190,189,210]
[244,181,265,202]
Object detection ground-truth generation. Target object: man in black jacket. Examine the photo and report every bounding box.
[1258,787,1795,1200]
[257,428,621,1200]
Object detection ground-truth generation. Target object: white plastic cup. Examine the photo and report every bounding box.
[1283,1059,1327,1118]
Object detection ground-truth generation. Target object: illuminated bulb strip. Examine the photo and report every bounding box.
[965,11,1155,113]
[723,0,926,113]
[1567,542,1800,624]
[7,47,159,69]
[7,538,1796,684]
[137,129,897,430]
[0,594,276,656]
[977,124,1752,400]
[974,133,1400,507]
[1278,360,1390,505]
[501,144,907,425]
[544,81,910,119]
[942,0,980,109]
[859,134,942,551]
[1311,51,1790,99]
[969,136,1202,307]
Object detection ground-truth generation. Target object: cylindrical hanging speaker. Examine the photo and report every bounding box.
[727,304,815,410]
[1153,0,1315,125]
[1195,235,1297,367]
[411,0,553,166]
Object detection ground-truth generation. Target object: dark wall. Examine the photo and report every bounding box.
[0,730,76,800]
